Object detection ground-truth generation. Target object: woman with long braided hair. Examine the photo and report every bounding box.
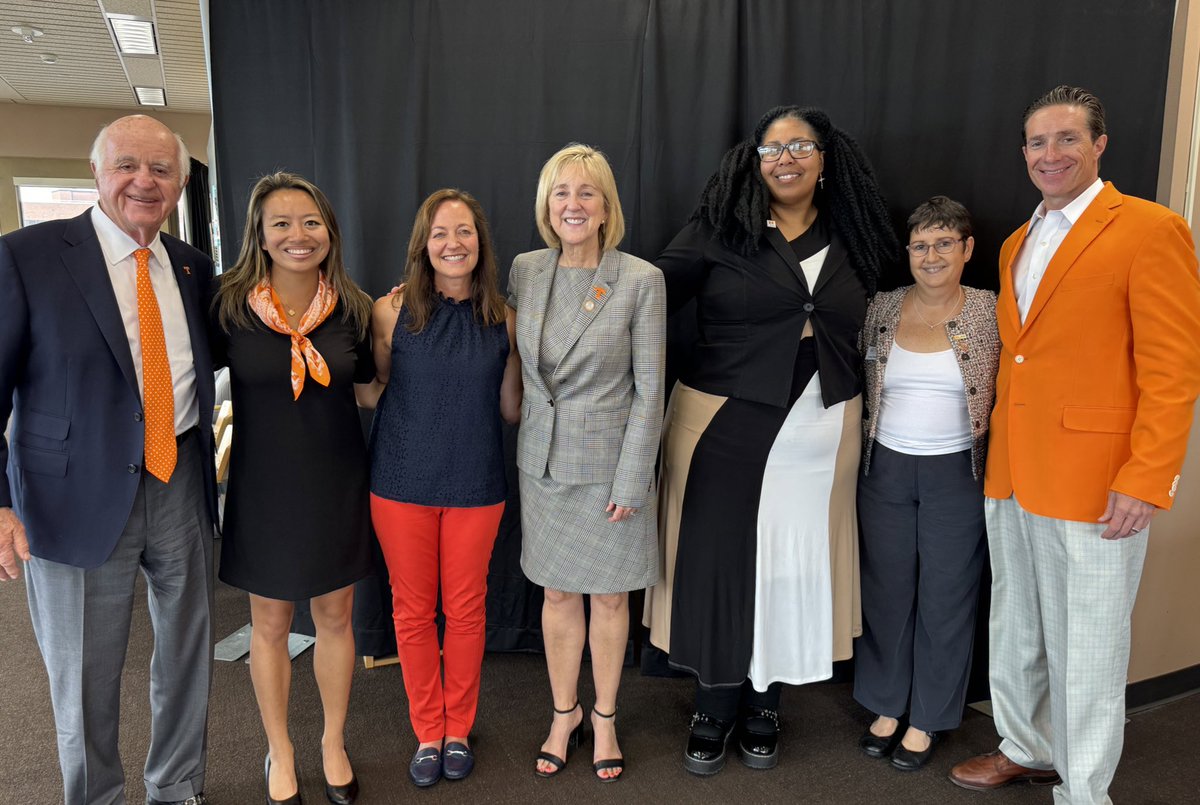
[643,105,899,775]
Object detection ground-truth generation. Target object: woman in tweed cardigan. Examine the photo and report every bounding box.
[854,197,999,771]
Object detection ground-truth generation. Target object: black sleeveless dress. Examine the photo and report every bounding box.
[216,303,374,600]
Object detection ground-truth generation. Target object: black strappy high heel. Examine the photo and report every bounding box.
[591,707,625,782]
[534,701,585,778]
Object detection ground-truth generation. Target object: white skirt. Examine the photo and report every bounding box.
[749,375,846,688]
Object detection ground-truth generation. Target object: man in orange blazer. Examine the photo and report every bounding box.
[950,86,1200,804]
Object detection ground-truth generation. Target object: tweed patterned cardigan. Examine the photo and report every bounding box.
[859,285,999,479]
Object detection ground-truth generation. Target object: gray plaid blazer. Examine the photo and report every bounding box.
[508,248,666,508]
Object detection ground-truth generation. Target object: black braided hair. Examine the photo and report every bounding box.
[692,105,899,294]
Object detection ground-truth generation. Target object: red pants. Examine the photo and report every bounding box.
[371,495,504,742]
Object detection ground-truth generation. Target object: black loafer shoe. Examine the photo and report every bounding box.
[409,746,442,788]
[683,713,734,776]
[859,719,906,759]
[442,742,475,781]
[738,706,780,770]
[891,731,940,771]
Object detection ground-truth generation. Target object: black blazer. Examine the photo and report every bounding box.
[656,219,868,409]
[0,210,217,568]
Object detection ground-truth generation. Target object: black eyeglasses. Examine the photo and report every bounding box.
[906,238,965,257]
[756,140,821,162]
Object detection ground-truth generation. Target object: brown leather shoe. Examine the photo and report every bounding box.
[949,750,1060,791]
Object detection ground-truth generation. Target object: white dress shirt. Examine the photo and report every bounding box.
[1012,178,1105,324]
[91,206,199,434]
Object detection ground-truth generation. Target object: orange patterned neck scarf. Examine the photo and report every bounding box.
[248,274,338,399]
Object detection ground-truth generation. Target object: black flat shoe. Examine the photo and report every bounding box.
[891,731,940,771]
[683,712,734,776]
[264,754,302,805]
[409,746,442,788]
[535,701,585,778]
[591,707,624,782]
[738,706,780,770]
[443,742,475,781]
[859,717,907,759]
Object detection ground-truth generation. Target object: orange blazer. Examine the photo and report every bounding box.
[984,182,1200,521]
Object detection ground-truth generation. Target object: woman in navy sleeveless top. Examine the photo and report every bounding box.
[368,189,521,787]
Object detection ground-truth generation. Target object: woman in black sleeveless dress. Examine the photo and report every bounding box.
[213,172,378,804]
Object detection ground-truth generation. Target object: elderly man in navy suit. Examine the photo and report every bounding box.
[0,115,216,805]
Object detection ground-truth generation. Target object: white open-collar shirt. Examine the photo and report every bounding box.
[91,205,199,434]
[1013,177,1105,324]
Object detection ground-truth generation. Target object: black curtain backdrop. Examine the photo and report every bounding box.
[209,0,1177,666]
[184,157,213,258]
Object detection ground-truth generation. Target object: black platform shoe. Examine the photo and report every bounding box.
[683,713,735,776]
[738,706,780,769]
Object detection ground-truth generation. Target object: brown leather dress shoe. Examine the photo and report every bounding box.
[949,750,1061,791]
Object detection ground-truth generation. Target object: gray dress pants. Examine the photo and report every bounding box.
[25,431,214,805]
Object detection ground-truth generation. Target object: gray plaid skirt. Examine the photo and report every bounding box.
[519,470,658,594]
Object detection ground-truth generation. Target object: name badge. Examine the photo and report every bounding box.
[766,219,777,228]
[865,345,878,361]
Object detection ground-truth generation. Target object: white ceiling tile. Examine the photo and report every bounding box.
[0,0,208,113]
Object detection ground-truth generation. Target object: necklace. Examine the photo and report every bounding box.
[278,296,306,317]
[910,287,963,330]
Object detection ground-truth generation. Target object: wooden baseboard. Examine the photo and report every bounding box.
[362,654,401,669]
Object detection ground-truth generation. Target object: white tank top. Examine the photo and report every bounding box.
[875,343,972,455]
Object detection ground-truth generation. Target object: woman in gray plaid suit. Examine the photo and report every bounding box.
[507,143,665,782]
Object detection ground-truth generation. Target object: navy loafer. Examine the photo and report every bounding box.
[409,746,442,788]
[442,742,475,781]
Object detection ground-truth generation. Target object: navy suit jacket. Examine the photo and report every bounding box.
[0,209,217,568]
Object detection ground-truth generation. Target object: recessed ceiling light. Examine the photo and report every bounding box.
[11,25,43,44]
[40,53,57,64]
[135,87,166,106]
[107,14,157,55]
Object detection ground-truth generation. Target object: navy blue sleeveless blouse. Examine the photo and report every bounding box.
[370,296,509,507]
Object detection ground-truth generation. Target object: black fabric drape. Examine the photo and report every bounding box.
[210,0,1177,662]
[184,157,213,258]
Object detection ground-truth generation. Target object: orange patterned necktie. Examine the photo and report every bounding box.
[134,248,176,482]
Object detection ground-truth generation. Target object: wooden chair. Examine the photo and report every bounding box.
[216,419,233,485]
[213,400,233,446]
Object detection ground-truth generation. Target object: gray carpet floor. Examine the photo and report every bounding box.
[2,552,1197,805]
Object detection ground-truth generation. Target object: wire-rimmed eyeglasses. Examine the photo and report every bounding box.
[906,238,965,257]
